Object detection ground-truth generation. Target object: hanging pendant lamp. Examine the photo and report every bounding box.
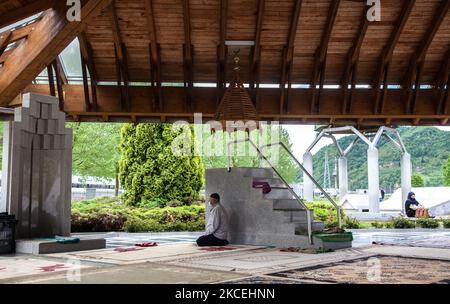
[214,50,259,133]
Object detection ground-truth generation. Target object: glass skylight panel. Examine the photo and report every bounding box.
[59,38,83,80]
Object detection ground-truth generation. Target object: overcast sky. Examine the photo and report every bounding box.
[284,125,450,159]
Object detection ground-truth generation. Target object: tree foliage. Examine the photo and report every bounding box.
[443,154,450,186]
[119,123,204,206]
[411,172,425,187]
[201,126,299,183]
[68,122,123,182]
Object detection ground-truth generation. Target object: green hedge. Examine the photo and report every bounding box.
[71,197,205,233]
[416,218,440,228]
[443,219,450,229]
[306,201,343,228]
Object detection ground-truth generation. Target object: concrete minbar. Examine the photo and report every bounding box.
[205,167,352,250]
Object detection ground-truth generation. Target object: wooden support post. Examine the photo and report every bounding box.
[52,59,64,110]
[47,65,55,97]
[80,55,91,111]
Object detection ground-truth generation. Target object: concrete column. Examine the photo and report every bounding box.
[338,156,348,199]
[367,146,380,213]
[401,152,412,212]
[303,152,314,202]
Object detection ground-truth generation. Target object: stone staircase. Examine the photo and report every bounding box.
[205,167,352,250]
[254,176,325,237]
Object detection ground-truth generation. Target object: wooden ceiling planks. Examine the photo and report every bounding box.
[0,0,448,126]
[0,0,113,106]
[2,0,448,86]
[0,0,54,28]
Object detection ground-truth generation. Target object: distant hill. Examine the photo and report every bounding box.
[311,127,450,191]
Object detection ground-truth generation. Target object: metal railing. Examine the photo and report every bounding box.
[227,138,314,244]
[260,142,342,229]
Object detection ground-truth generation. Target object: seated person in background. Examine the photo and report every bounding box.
[196,193,229,247]
[405,192,429,218]
[380,189,385,202]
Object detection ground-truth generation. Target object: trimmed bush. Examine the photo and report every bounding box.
[71,211,126,232]
[391,217,415,229]
[371,221,384,229]
[343,216,360,229]
[119,123,204,206]
[442,219,450,228]
[416,218,440,228]
[384,221,394,229]
[71,197,206,233]
[307,201,344,229]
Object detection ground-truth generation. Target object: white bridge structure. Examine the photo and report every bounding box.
[303,126,412,214]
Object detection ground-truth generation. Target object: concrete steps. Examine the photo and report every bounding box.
[253,177,286,188]
[207,167,351,250]
[280,209,314,223]
[253,176,327,238]
[263,187,295,199]
[294,221,325,235]
[273,199,306,210]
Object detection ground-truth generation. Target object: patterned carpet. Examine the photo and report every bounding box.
[220,275,310,284]
[270,256,450,284]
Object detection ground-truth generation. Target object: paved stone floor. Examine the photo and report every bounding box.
[0,230,449,284]
[350,229,450,248]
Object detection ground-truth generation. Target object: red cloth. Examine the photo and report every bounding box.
[40,264,67,272]
[135,242,157,247]
[252,181,272,194]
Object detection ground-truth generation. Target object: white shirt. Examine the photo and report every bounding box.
[205,203,229,240]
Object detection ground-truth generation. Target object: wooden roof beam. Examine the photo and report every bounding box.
[404,0,449,114]
[216,0,228,106]
[249,0,265,105]
[0,0,54,29]
[0,0,112,106]
[145,0,159,63]
[437,64,450,115]
[341,7,370,114]
[434,47,450,88]
[80,48,92,111]
[0,32,12,57]
[310,0,340,114]
[54,56,67,85]
[108,1,130,111]
[145,0,162,111]
[78,31,98,81]
[52,59,64,109]
[78,31,98,111]
[280,0,303,114]
[373,0,415,114]
[182,0,194,112]
[0,17,44,61]
[108,1,123,61]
